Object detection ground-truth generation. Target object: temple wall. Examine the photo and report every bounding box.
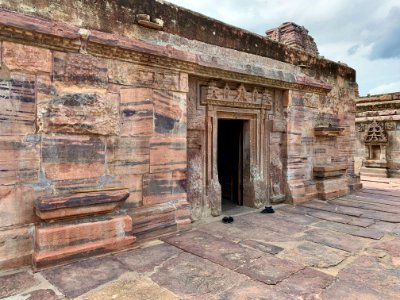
[0,0,359,270]
[355,92,400,178]
[0,40,191,269]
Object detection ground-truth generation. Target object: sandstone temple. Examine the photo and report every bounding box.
[355,92,400,179]
[0,0,362,270]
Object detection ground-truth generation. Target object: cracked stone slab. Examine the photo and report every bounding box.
[197,220,301,243]
[0,271,39,299]
[315,220,384,240]
[40,256,129,299]
[324,256,400,299]
[77,272,179,300]
[241,240,284,255]
[162,230,262,270]
[276,267,335,298]
[371,238,400,266]
[305,209,375,227]
[302,201,364,217]
[369,221,399,233]
[304,228,367,252]
[332,198,400,214]
[352,192,400,207]
[274,209,320,225]
[360,210,400,223]
[320,279,393,300]
[220,280,289,300]
[234,254,304,285]
[150,252,249,299]
[21,289,66,300]
[234,213,307,236]
[112,243,183,273]
[280,241,349,268]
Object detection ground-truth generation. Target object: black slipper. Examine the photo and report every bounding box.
[222,216,230,223]
[222,216,234,223]
[261,206,275,214]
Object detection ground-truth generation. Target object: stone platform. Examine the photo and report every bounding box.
[1,182,400,299]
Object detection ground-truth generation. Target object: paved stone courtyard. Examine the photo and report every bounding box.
[1,181,400,300]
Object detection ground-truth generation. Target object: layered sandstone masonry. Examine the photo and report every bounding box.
[0,0,359,269]
[33,190,135,269]
[355,92,400,178]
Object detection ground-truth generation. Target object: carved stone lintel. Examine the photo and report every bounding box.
[204,81,273,110]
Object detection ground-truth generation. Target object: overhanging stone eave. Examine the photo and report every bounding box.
[0,9,332,95]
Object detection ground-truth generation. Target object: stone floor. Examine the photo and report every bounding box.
[1,181,400,300]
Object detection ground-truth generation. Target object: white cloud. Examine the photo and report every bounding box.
[166,0,400,96]
[368,81,400,95]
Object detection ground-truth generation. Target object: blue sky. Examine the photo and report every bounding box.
[167,0,400,96]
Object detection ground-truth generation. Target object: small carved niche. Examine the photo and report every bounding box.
[370,145,381,160]
[364,121,388,162]
[364,120,387,144]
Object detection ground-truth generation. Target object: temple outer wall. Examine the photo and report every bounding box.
[0,0,359,269]
[355,92,400,178]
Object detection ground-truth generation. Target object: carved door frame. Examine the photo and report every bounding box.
[205,105,268,214]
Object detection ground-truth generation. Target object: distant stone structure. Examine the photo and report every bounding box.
[0,0,359,270]
[355,92,400,178]
[266,22,319,55]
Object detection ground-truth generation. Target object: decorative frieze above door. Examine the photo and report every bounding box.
[202,81,273,110]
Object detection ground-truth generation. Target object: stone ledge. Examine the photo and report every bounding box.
[314,164,347,178]
[314,126,344,137]
[34,189,129,220]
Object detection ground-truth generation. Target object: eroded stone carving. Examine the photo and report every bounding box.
[364,121,387,143]
[39,93,120,135]
[203,81,273,109]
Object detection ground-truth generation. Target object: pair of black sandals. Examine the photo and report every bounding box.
[222,206,274,223]
[222,216,234,223]
[261,206,275,214]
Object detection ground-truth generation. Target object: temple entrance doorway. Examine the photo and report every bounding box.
[218,119,245,211]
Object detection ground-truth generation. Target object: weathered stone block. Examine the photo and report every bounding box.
[114,174,143,208]
[150,137,186,173]
[313,164,347,178]
[153,90,186,136]
[131,201,177,237]
[120,88,153,136]
[315,177,349,200]
[33,235,135,269]
[42,135,106,181]
[34,215,133,252]
[0,225,34,270]
[0,135,40,185]
[108,60,182,91]
[39,93,120,135]
[272,118,286,132]
[34,189,129,220]
[143,172,186,205]
[2,41,52,73]
[53,52,108,87]
[0,186,42,227]
[36,74,57,104]
[107,137,150,175]
[175,198,191,229]
[0,73,36,135]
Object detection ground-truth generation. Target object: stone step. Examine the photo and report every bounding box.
[33,236,135,270]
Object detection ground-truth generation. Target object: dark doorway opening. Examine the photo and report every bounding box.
[218,119,244,211]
